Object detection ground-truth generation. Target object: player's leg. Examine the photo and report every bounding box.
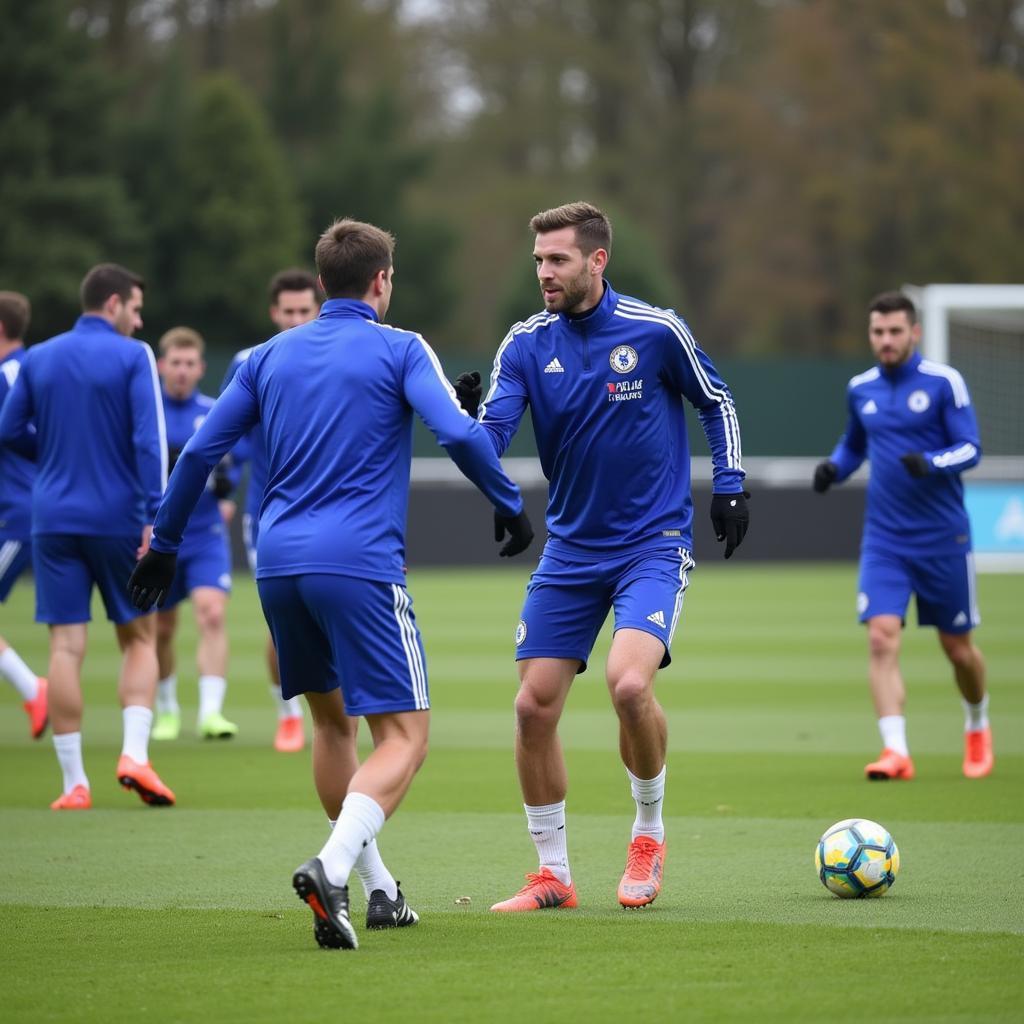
[192,585,237,738]
[153,605,181,740]
[858,549,915,779]
[0,540,48,737]
[939,630,992,777]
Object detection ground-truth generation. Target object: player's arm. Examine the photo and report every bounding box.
[659,316,749,557]
[900,374,981,479]
[403,336,532,556]
[128,343,169,525]
[0,356,38,459]
[820,389,868,487]
[476,331,530,457]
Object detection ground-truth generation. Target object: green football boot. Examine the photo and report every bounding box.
[199,711,238,740]
[151,710,181,741]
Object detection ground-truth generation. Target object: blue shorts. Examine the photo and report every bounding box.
[33,533,143,625]
[257,573,429,715]
[0,537,32,603]
[515,546,696,672]
[858,547,981,634]
[242,513,258,573]
[162,531,232,610]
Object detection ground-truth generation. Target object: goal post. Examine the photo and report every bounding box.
[903,283,1024,571]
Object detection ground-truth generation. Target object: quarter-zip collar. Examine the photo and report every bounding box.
[319,298,379,322]
[879,349,922,382]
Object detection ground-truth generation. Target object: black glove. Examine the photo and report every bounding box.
[167,445,183,473]
[899,452,930,478]
[494,508,534,557]
[453,370,482,419]
[127,549,178,612]
[210,460,234,499]
[710,490,750,560]
[812,460,838,493]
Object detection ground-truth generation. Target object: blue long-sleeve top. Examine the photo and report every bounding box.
[220,347,265,521]
[0,348,36,538]
[479,282,744,559]
[828,351,981,554]
[151,299,523,582]
[0,316,166,536]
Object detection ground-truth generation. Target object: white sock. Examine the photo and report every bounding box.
[525,801,570,885]
[878,715,909,757]
[121,705,153,764]
[156,674,179,714]
[353,838,398,900]
[317,792,385,888]
[271,685,302,720]
[53,732,89,793]
[198,675,226,721]
[0,647,39,701]
[963,694,989,732]
[627,765,666,843]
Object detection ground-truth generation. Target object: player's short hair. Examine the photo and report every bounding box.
[0,291,30,341]
[269,268,318,305]
[529,201,612,256]
[869,291,917,325]
[315,219,395,300]
[80,263,144,313]
[158,326,205,356]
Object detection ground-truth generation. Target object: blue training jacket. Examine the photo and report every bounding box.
[162,389,230,553]
[829,350,981,555]
[0,316,167,536]
[0,348,36,539]
[220,348,266,521]
[151,299,524,583]
[479,282,745,559]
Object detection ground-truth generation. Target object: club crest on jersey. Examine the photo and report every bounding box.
[857,592,869,615]
[609,345,638,374]
[908,390,930,413]
[515,620,528,646]
[607,378,643,403]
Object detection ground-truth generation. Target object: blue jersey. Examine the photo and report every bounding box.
[479,282,744,558]
[221,348,266,521]
[0,316,166,536]
[829,351,981,554]
[151,299,523,582]
[0,348,35,538]
[162,389,227,552]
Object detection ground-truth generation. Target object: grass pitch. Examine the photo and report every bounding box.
[0,564,1021,1022]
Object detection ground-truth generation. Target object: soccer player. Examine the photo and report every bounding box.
[0,264,175,810]
[454,201,749,912]
[0,290,48,738]
[151,327,237,741]
[128,218,533,950]
[221,270,320,752]
[813,291,992,781]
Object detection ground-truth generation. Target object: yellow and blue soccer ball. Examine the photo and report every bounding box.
[815,818,900,898]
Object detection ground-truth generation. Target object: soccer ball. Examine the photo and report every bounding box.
[815,818,900,898]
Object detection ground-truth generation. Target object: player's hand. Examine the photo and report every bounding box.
[453,370,482,419]
[812,460,838,493]
[710,491,750,559]
[167,444,183,473]
[127,549,177,612]
[899,452,930,478]
[210,460,234,499]
[494,508,534,557]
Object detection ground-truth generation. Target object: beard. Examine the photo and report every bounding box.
[542,266,592,313]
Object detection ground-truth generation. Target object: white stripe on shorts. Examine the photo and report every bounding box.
[391,584,428,710]
[0,540,23,580]
[966,551,981,628]
[668,548,695,646]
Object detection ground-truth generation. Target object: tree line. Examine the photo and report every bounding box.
[2,0,1022,356]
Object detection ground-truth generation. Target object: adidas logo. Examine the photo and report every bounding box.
[952,611,968,628]
[861,399,878,414]
[646,610,666,629]
[544,357,564,373]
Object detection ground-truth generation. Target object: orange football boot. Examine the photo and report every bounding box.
[618,835,666,908]
[116,755,176,806]
[864,748,916,780]
[274,716,304,753]
[963,727,993,779]
[24,677,48,739]
[490,868,578,912]
[50,784,91,810]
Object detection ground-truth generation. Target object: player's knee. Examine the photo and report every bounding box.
[610,672,652,719]
[514,686,559,733]
[867,620,900,659]
[940,634,975,669]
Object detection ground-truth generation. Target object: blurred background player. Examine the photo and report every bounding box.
[129,217,532,949]
[456,201,748,913]
[0,290,48,738]
[221,269,319,751]
[813,291,992,781]
[152,327,237,741]
[0,264,174,810]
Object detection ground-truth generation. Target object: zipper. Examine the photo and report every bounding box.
[581,326,591,372]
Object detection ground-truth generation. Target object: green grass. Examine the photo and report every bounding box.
[1,564,1021,1022]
